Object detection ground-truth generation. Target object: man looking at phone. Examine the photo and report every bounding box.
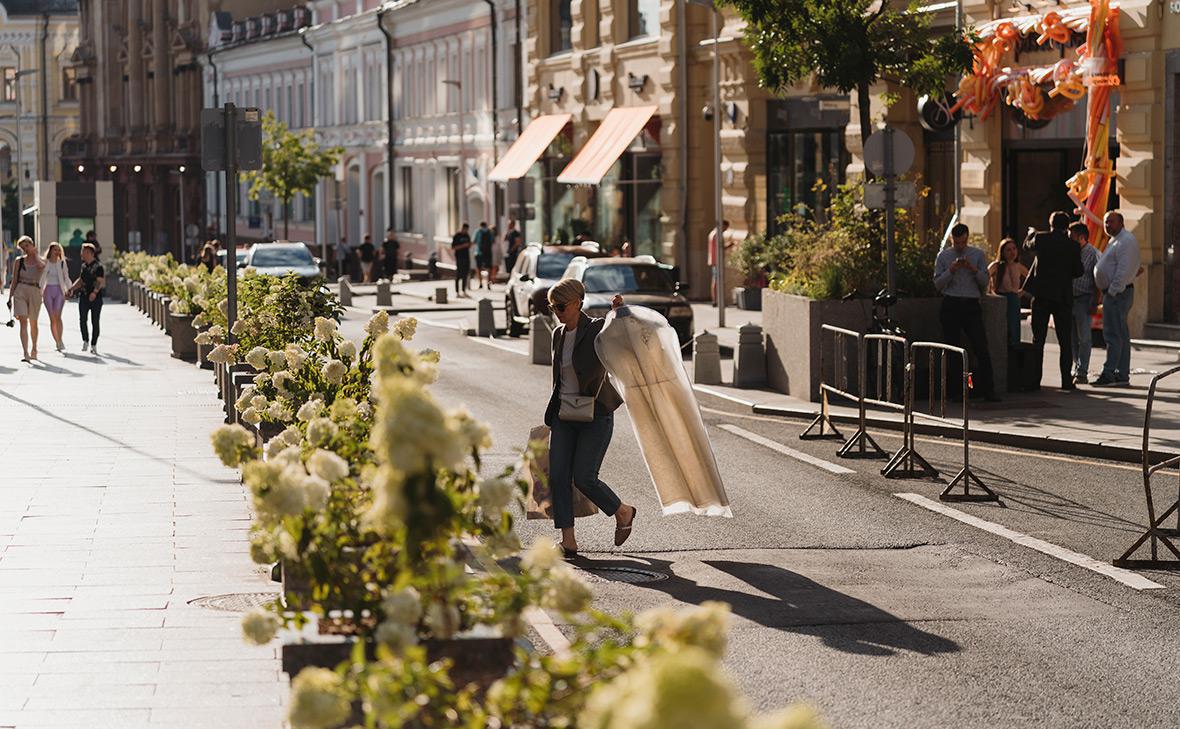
[934,223,1000,402]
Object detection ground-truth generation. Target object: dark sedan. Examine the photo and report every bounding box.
[560,256,694,345]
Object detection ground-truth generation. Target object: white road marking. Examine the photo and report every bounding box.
[894,493,1166,591]
[469,336,529,357]
[693,385,758,408]
[523,606,572,657]
[718,423,855,475]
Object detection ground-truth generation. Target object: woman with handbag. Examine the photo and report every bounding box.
[7,236,44,361]
[544,278,637,559]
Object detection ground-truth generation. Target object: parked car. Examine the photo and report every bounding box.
[560,255,694,345]
[242,242,321,282]
[504,243,605,336]
[217,248,249,270]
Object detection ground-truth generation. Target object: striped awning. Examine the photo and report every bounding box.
[488,113,571,182]
[556,106,658,185]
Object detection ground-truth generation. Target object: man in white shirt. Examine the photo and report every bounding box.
[1093,211,1140,386]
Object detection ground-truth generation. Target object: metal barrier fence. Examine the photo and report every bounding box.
[801,328,997,501]
[1114,365,1180,569]
[882,342,996,502]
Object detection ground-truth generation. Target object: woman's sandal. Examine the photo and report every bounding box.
[561,545,579,561]
[614,506,637,547]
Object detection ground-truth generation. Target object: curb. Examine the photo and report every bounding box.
[746,401,1149,465]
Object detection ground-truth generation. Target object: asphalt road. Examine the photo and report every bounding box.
[342,303,1180,729]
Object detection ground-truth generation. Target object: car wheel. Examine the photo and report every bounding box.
[507,297,525,337]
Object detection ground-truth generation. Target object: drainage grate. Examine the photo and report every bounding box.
[189,592,279,612]
[577,566,668,584]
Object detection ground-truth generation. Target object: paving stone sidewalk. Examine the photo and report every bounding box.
[0,300,283,728]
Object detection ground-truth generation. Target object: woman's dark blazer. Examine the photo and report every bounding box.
[544,312,624,427]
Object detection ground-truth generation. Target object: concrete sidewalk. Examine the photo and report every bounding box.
[695,340,1180,463]
[0,300,283,727]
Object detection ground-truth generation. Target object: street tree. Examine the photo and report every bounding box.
[243,111,343,239]
[721,0,972,152]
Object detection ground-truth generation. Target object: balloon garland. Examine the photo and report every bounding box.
[952,0,1123,247]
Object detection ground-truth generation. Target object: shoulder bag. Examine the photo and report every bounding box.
[558,376,605,423]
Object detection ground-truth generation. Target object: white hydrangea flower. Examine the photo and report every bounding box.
[285,344,308,370]
[302,474,331,510]
[450,408,492,452]
[273,370,294,395]
[381,586,422,626]
[423,601,460,639]
[239,407,262,426]
[635,601,730,660]
[544,565,593,615]
[307,449,349,483]
[287,667,350,729]
[210,424,256,468]
[245,346,269,370]
[207,343,238,365]
[365,466,406,527]
[370,377,465,476]
[365,310,390,337]
[328,398,357,422]
[267,350,288,371]
[265,436,292,461]
[248,530,276,564]
[392,317,417,341]
[250,394,268,410]
[306,417,338,446]
[338,340,357,361]
[356,401,372,420]
[313,316,338,341]
[207,324,226,339]
[234,387,256,414]
[276,530,299,560]
[243,461,305,517]
[280,426,304,446]
[374,622,417,654]
[271,446,303,467]
[268,400,292,422]
[240,608,279,646]
[194,330,213,346]
[192,313,208,328]
[478,477,514,516]
[296,400,324,423]
[321,359,346,385]
[521,537,561,574]
[253,372,272,388]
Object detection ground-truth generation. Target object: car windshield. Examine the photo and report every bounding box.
[251,247,313,268]
[537,253,577,279]
[583,265,675,294]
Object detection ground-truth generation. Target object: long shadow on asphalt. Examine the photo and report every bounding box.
[579,555,960,658]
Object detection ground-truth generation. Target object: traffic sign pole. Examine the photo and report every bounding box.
[224,102,238,344]
[884,127,896,296]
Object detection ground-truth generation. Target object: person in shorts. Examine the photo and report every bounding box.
[358,234,376,283]
[42,242,70,352]
[7,236,44,361]
[473,221,494,289]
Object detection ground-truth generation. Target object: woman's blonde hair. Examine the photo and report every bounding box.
[548,278,585,310]
[15,235,33,252]
[46,242,64,262]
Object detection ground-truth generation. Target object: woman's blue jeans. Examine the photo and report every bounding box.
[549,413,621,529]
[1001,292,1021,346]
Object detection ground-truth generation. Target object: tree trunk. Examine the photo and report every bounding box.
[283,198,290,239]
[857,81,874,181]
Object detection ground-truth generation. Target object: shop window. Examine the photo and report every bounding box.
[628,0,659,40]
[550,0,572,54]
[767,129,847,233]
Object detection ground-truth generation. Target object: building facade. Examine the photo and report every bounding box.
[66,0,289,258]
[0,1,80,242]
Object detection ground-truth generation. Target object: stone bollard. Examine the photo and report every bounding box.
[338,276,352,307]
[733,323,768,388]
[693,331,722,385]
[477,298,496,337]
[530,314,553,365]
[376,279,392,307]
[435,287,448,305]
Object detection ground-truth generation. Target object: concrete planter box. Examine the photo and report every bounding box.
[197,340,213,369]
[162,298,172,334]
[763,289,1007,401]
[170,314,198,361]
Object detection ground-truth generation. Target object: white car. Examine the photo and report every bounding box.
[242,242,321,282]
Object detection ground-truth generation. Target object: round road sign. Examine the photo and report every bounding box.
[863,127,915,177]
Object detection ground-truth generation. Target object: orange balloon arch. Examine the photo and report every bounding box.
[952,0,1123,247]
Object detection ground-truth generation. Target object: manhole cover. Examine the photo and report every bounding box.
[577,566,667,584]
[189,592,278,612]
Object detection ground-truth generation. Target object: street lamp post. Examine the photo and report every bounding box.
[442,78,468,227]
[171,166,188,262]
[710,6,725,328]
[9,65,39,241]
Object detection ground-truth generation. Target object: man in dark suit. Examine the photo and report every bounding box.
[1026,211,1084,390]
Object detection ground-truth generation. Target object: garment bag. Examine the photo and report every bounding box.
[594,305,731,517]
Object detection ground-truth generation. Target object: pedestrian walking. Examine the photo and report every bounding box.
[1025,211,1083,390]
[452,223,472,297]
[544,278,638,558]
[84,230,102,258]
[7,236,44,361]
[473,221,494,289]
[987,237,1028,346]
[490,224,503,284]
[69,243,104,354]
[1069,221,1099,384]
[933,223,1000,401]
[335,236,352,281]
[358,234,376,283]
[381,228,400,279]
[1094,211,1140,387]
[504,220,524,274]
[42,242,70,352]
[708,220,731,306]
